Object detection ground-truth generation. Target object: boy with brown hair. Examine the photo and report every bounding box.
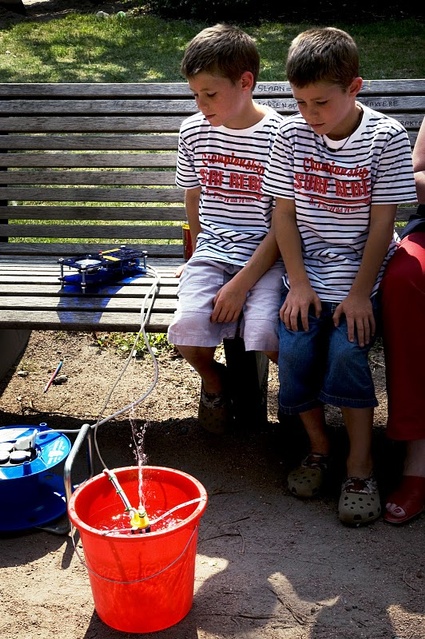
[263,27,416,525]
[167,24,284,434]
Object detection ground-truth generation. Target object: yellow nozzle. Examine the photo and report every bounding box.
[129,508,150,531]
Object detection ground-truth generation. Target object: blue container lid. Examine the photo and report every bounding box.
[0,424,71,531]
[0,424,71,480]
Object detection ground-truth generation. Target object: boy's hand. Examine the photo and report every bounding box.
[211,281,247,323]
[333,293,375,347]
[174,263,186,277]
[280,284,321,331]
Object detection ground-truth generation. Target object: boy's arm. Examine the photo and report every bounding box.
[333,203,397,346]
[273,197,321,331]
[185,187,202,246]
[211,229,280,323]
[413,117,425,203]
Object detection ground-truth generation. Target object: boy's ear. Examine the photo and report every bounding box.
[349,77,363,97]
[240,71,255,90]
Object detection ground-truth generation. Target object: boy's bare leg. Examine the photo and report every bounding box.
[341,406,374,478]
[177,345,223,394]
[299,405,330,456]
[177,344,232,434]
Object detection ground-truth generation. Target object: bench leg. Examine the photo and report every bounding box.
[0,329,31,382]
[223,337,269,430]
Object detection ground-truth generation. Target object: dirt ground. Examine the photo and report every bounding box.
[0,329,424,639]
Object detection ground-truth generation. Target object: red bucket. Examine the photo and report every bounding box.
[68,465,208,633]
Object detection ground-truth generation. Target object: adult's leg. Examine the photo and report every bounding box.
[381,233,425,523]
[384,438,425,524]
[381,233,425,441]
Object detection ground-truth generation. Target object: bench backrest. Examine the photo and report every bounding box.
[0,79,423,259]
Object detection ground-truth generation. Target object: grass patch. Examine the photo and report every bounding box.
[94,331,174,358]
[0,14,424,81]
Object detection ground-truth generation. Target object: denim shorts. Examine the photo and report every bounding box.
[167,258,285,352]
[278,288,379,414]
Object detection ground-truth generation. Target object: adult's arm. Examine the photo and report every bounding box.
[413,117,425,203]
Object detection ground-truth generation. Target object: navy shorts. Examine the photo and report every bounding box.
[278,288,379,414]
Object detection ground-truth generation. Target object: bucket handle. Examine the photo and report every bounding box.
[70,524,198,584]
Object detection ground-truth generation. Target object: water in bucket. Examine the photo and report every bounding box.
[68,465,208,633]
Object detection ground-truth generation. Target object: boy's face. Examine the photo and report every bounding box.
[188,72,254,129]
[291,79,362,140]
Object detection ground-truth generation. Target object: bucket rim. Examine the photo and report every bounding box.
[68,465,208,538]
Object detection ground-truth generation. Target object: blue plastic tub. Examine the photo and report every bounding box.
[0,424,71,531]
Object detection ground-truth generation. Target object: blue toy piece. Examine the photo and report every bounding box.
[0,424,71,532]
[58,246,147,293]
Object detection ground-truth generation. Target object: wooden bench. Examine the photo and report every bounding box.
[0,79,423,422]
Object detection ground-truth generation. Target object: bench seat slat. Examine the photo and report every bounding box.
[0,294,178,312]
[0,243,184,257]
[0,309,175,332]
[0,282,179,296]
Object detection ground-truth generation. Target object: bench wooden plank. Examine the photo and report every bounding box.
[0,243,183,257]
[0,116,185,133]
[0,187,182,202]
[0,134,179,150]
[0,309,174,332]
[0,206,185,221]
[1,78,423,98]
[0,153,178,168]
[0,224,182,239]
[0,171,177,185]
[0,294,177,316]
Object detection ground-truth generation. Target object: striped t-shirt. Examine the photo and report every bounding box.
[176,107,285,266]
[262,103,417,302]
